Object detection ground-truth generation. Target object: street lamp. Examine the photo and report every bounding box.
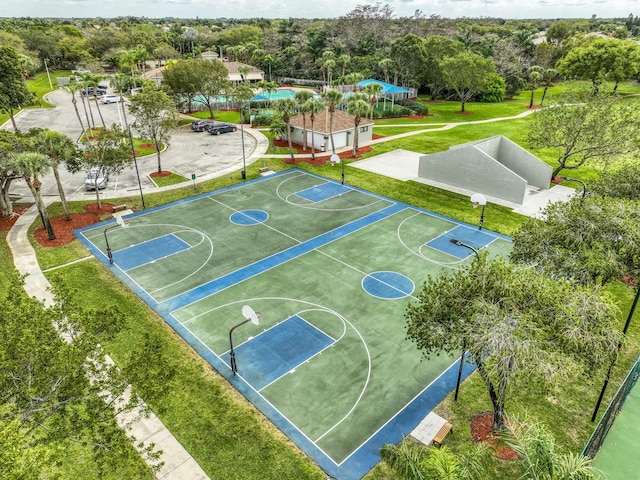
[44,58,53,90]
[229,305,260,376]
[329,154,343,185]
[470,193,487,230]
[592,282,640,421]
[449,238,480,401]
[128,125,146,209]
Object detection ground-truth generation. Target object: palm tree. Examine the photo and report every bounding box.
[78,75,96,130]
[504,418,602,479]
[84,73,107,128]
[61,82,86,135]
[294,90,313,151]
[380,440,494,480]
[338,54,351,78]
[346,93,370,158]
[274,98,298,162]
[379,58,393,84]
[305,99,324,161]
[540,68,558,107]
[33,130,79,221]
[110,73,130,129]
[321,89,343,155]
[13,152,55,240]
[268,113,286,153]
[324,58,336,87]
[362,82,383,120]
[528,66,543,109]
[263,53,275,81]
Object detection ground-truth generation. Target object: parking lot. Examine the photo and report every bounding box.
[3,88,267,202]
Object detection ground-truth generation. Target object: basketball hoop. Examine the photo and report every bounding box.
[472,202,480,209]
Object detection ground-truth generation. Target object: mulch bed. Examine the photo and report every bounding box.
[0,204,33,232]
[150,171,172,177]
[470,412,519,461]
[274,139,374,165]
[455,111,474,115]
[33,203,114,247]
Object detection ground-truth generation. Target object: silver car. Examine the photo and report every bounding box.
[85,167,108,191]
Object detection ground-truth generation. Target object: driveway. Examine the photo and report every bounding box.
[3,89,267,201]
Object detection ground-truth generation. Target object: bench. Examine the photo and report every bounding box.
[432,422,453,446]
[112,204,128,213]
[258,166,270,173]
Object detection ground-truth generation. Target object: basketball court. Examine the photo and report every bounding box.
[75,170,512,479]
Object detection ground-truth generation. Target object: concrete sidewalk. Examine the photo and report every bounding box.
[8,205,210,480]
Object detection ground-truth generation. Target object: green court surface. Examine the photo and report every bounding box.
[593,383,640,479]
[76,170,512,479]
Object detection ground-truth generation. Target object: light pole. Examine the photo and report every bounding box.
[240,107,246,179]
[229,305,260,376]
[470,193,487,230]
[592,282,640,421]
[128,126,146,209]
[449,238,479,401]
[44,58,53,90]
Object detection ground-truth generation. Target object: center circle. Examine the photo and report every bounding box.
[230,209,269,225]
[362,271,414,300]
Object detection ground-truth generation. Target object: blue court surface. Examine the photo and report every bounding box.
[74,170,512,480]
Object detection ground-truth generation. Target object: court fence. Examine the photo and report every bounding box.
[583,353,640,458]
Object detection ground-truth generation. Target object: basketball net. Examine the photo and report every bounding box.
[472,202,480,209]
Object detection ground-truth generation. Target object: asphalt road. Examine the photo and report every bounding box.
[4,88,266,202]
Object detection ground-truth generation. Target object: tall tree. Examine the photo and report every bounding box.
[346,93,370,158]
[405,256,620,432]
[528,66,543,108]
[510,196,640,287]
[362,82,383,120]
[61,81,87,134]
[527,87,640,178]
[0,130,26,217]
[557,38,640,95]
[321,89,343,155]
[306,98,324,161]
[196,60,230,119]
[31,129,80,222]
[294,90,313,151]
[440,52,496,113]
[0,45,35,132]
[162,58,208,113]
[128,85,177,174]
[12,152,55,240]
[69,125,132,208]
[423,35,465,100]
[274,98,298,162]
[109,73,131,129]
[0,275,157,478]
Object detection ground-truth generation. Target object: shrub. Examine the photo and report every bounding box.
[477,73,507,103]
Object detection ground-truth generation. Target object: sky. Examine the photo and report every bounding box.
[0,0,637,20]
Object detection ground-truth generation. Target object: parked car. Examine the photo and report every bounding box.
[206,123,237,135]
[82,86,107,96]
[100,94,120,104]
[191,120,216,132]
[85,167,108,191]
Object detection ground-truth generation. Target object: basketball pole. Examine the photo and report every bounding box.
[479,204,485,230]
[229,318,251,376]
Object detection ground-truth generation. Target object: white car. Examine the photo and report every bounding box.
[100,94,120,104]
[85,167,108,191]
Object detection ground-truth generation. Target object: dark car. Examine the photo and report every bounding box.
[206,123,237,135]
[81,86,107,96]
[191,120,216,132]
